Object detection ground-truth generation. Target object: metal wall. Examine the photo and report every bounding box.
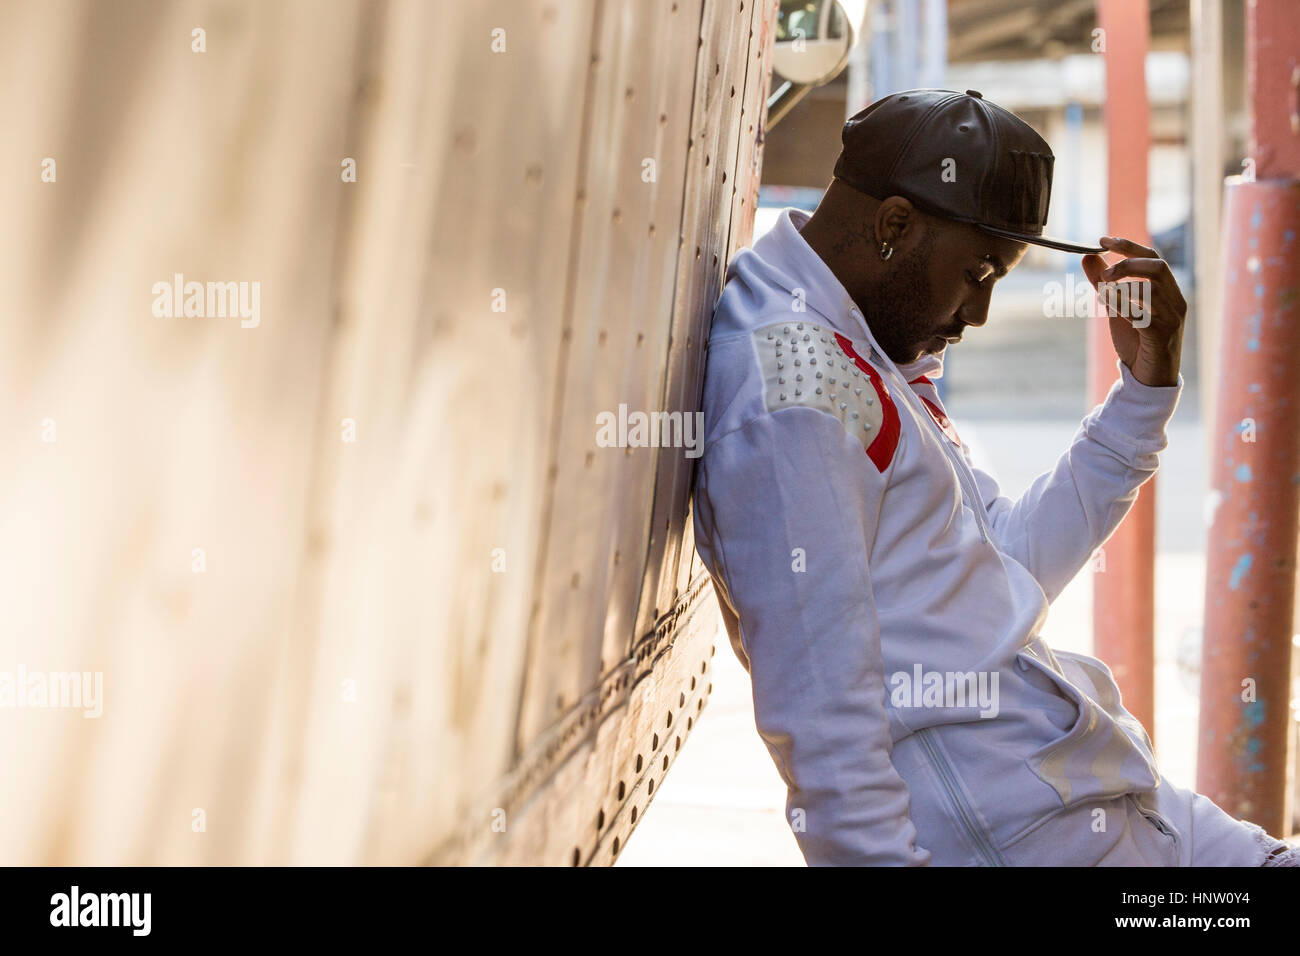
[0,0,775,865]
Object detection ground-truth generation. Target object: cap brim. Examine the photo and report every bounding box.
[974,223,1104,255]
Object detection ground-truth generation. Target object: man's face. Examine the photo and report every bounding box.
[867,215,1029,365]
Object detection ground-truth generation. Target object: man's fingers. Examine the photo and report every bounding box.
[1101,257,1168,281]
[1099,235,1159,258]
[1100,258,1186,314]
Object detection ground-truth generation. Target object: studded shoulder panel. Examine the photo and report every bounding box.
[752,320,901,472]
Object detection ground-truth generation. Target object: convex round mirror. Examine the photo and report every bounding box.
[772,0,866,87]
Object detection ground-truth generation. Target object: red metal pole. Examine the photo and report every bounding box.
[1092,0,1156,741]
[1197,0,1300,836]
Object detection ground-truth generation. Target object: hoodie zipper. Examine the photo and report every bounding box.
[916,727,1006,866]
[844,309,1004,864]
[847,309,991,543]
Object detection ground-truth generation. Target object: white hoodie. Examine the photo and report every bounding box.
[691,207,1276,866]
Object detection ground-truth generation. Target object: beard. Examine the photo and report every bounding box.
[860,228,942,365]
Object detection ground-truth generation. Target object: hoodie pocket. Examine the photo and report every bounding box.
[1017,648,1160,810]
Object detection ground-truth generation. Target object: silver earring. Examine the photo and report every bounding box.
[879,242,894,261]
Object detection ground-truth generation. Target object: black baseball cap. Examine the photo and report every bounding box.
[833,88,1104,255]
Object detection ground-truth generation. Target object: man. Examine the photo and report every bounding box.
[691,89,1296,865]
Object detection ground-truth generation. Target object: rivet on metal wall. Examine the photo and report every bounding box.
[453,127,476,154]
[307,527,329,555]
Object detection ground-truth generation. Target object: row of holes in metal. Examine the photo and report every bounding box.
[572,657,714,865]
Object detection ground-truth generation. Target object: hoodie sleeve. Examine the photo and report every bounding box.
[694,405,931,866]
[961,359,1183,602]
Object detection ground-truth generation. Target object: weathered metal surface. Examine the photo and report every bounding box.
[1196,0,1300,833]
[1197,177,1300,834]
[1089,0,1157,741]
[0,0,776,865]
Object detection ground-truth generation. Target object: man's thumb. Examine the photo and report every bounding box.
[1080,253,1106,287]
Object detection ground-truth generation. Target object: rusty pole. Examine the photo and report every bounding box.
[1091,0,1156,740]
[1196,0,1300,836]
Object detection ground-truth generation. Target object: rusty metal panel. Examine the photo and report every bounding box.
[0,0,776,866]
[517,0,700,762]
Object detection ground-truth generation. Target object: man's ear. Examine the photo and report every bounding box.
[874,196,917,247]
